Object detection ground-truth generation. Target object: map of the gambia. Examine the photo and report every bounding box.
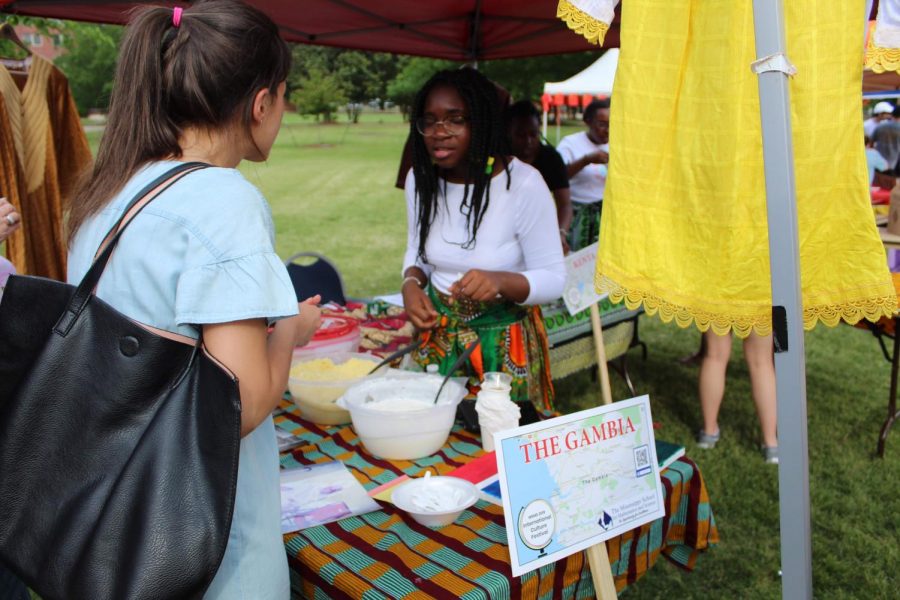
[497,396,665,574]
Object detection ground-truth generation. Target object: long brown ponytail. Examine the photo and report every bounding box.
[67,0,291,243]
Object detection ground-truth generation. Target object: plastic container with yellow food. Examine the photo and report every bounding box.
[288,352,384,425]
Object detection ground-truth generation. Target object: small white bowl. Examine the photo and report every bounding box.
[391,476,479,528]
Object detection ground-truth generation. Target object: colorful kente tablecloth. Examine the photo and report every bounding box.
[276,405,718,599]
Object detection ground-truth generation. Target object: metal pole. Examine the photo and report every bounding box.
[750,2,812,599]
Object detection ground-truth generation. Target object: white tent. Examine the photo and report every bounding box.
[542,49,618,141]
[543,48,619,96]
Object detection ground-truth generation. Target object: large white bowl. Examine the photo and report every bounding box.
[338,374,466,460]
[391,476,479,527]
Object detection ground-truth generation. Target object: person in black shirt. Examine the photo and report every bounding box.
[507,100,573,253]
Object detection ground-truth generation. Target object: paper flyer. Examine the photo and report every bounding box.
[280,461,380,533]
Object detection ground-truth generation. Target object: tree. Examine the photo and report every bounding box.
[288,46,401,122]
[54,22,122,116]
[366,52,401,109]
[291,66,347,122]
[334,51,378,123]
[481,51,599,103]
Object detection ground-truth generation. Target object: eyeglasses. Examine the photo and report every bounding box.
[415,115,468,136]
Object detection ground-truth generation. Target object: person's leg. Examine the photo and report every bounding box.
[743,332,778,449]
[698,330,732,444]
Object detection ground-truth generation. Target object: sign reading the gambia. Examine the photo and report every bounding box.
[494,395,665,576]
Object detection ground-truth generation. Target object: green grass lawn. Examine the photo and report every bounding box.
[84,113,900,599]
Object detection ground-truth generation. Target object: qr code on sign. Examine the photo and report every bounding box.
[633,444,652,477]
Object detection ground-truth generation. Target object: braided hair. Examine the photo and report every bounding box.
[409,68,510,264]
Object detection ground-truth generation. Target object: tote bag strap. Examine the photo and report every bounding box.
[54,162,209,337]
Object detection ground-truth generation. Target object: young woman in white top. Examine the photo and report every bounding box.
[401,68,565,410]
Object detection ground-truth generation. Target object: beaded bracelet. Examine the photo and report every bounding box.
[402,275,424,289]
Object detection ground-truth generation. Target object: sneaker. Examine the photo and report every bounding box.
[696,429,720,449]
[762,445,779,464]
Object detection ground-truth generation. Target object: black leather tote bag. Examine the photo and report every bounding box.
[0,162,242,600]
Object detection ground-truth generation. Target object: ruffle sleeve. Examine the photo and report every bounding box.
[175,252,298,326]
[557,0,619,46]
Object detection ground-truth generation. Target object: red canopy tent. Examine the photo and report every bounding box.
[0,0,620,60]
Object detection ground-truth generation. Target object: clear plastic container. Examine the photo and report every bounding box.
[337,374,467,460]
[288,352,384,425]
[292,315,360,362]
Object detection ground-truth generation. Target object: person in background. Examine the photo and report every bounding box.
[864,101,894,139]
[506,100,573,253]
[873,105,900,175]
[0,197,21,292]
[401,68,565,411]
[696,332,778,464]
[866,136,890,185]
[65,2,320,597]
[556,99,609,251]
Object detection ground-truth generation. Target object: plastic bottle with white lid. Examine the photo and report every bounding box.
[475,372,520,451]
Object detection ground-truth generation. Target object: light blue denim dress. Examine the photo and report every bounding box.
[67,161,298,600]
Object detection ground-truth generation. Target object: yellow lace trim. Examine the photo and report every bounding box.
[864,45,900,73]
[557,0,610,46]
[595,273,897,339]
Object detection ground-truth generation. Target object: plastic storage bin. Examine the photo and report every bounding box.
[288,352,384,425]
[292,315,360,362]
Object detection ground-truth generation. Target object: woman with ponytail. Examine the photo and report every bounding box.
[66,2,319,597]
[401,68,566,411]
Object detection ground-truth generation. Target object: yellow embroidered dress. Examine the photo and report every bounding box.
[559,0,895,336]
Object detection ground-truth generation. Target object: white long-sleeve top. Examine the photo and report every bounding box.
[403,158,566,305]
[556,131,608,204]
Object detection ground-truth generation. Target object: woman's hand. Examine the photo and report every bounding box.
[451,270,531,304]
[585,150,608,165]
[450,270,504,302]
[0,197,21,243]
[294,295,322,347]
[402,281,438,330]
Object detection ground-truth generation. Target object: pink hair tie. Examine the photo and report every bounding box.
[172,7,183,28]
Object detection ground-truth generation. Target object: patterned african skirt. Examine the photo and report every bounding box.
[568,201,602,252]
[413,286,555,411]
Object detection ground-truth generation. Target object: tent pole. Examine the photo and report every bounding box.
[750,2,812,599]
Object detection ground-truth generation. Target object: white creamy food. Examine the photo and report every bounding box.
[407,484,468,513]
[364,396,432,412]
